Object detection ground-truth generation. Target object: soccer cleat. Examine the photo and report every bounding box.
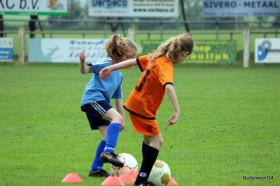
[100,152,124,167]
[133,181,154,186]
[89,169,110,177]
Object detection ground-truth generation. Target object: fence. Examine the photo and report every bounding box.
[1,18,280,67]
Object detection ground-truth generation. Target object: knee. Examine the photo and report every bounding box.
[150,136,163,149]
[115,113,124,124]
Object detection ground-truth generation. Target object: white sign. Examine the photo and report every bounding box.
[28,38,108,63]
[0,0,68,16]
[203,0,280,17]
[88,0,179,17]
[0,38,13,62]
[255,38,280,63]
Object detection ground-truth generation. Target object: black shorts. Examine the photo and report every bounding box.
[81,100,112,130]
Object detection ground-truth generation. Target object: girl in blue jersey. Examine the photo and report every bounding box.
[79,34,138,177]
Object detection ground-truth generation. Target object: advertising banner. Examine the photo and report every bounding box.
[255,38,280,63]
[0,0,68,16]
[28,38,108,63]
[0,38,13,62]
[88,0,179,17]
[141,40,237,64]
[203,0,280,17]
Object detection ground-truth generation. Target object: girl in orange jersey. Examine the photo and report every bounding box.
[100,33,194,186]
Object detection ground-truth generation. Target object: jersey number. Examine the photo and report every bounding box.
[135,69,150,92]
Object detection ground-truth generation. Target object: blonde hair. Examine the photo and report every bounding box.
[148,33,194,64]
[106,34,138,63]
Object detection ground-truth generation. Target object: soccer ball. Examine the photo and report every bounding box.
[148,160,171,186]
[110,153,138,176]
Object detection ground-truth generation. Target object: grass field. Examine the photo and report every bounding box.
[0,62,279,186]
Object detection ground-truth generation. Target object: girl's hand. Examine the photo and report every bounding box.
[167,112,179,126]
[100,67,112,79]
[120,120,125,132]
[79,51,86,63]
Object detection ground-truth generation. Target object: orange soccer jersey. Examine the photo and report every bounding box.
[124,55,174,120]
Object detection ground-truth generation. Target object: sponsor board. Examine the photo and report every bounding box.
[255,38,280,63]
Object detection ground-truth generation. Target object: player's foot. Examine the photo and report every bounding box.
[88,169,110,177]
[100,152,124,167]
[133,181,154,186]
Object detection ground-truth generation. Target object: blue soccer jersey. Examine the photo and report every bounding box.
[81,58,123,106]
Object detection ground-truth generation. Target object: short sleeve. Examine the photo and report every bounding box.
[158,61,174,86]
[137,55,150,72]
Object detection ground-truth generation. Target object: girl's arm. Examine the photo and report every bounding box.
[115,98,125,131]
[100,58,137,79]
[79,51,91,74]
[165,84,180,126]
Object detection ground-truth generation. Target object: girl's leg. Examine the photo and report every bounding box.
[82,103,110,176]
[90,126,107,172]
[142,141,149,157]
[135,134,163,184]
[100,108,124,166]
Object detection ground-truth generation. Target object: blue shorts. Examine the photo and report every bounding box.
[81,100,112,130]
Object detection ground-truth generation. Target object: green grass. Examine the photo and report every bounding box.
[0,63,279,186]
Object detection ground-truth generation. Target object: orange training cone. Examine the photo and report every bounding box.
[101,175,125,186]
[168,177,178,185]
[61,172,83,183]
[119,173,135,184]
